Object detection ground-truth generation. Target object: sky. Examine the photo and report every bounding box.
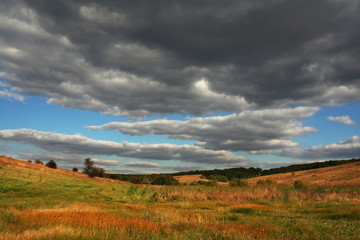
[0,0,359,174]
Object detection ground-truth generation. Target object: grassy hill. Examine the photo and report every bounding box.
[248,161,360,187]
[1,156,360,240]
[175,161,360,188]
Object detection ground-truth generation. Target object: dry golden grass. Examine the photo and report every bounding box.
[248,161,360,187]
[174,174,228,186]
[174,174,206,184]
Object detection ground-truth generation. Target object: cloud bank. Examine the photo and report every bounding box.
[88,107,319,152]
[0,0,359,118]
[0,129,246,165]
[278,136,360,159]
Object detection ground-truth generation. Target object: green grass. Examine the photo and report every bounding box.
[1,163,360,240]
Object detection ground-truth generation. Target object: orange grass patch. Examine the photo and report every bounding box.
[20,210,165,233]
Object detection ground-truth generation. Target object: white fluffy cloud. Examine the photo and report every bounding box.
[327,115,357,125]
[0,129,246,165]
[278,136,360,159]
[88,107,319,152]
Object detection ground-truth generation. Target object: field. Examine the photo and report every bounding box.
[1,156,360,240]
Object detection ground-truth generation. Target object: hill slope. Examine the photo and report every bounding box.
[248,161,360,187]
[0,155,131,185]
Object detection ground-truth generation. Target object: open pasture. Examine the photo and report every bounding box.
[1,157,360,240]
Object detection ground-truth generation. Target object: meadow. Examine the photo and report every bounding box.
[1,157,360,240]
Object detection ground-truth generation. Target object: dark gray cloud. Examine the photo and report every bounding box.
[277,136,360,159]
[0,0,359,118]
[88,107,319,151]
[0,129,246,165]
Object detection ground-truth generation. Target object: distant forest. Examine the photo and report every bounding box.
[108,158,360,184]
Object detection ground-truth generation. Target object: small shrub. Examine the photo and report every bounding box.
[88,167,105,178]
[230,208,257,215]
[294,180,310,191]
[72,167,78,172]
[45,160,57,169]
[197,180,218,186]
[151,175,179,185]
[227,215,240,221]
[229,178,249,187]
[34,160,44,165]
[209,180,218,186]
[189,181,200,186]
[257,179,277,187]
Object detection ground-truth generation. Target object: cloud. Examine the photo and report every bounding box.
[278,136,360,159]
[327,115,357,125]
[88,106,319,152]
[124,162,160,168]
[0,86,24,102]
[122,161,203,173]
[0,0,359,118]
[0,129,246,165]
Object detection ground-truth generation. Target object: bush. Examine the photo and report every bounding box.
[34,160,44,165]
[257,179,277,187]
[229,178,249,187]
[197,180,218,186]
[207,175,228,182]
[72,167,78,172]
[151,175,179,185]
[88,167,105,178]
[45,160,57,169]
[294,180,310,191]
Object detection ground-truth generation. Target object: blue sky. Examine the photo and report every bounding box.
[0,0,359,173]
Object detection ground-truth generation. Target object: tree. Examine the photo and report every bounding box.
[72,167,78,172]
[45,160,57,169]
[208,175,228,182]
[34,160,44,165]
[151,175,179,185]
[82,158,105,178]
[83,158,94,175]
